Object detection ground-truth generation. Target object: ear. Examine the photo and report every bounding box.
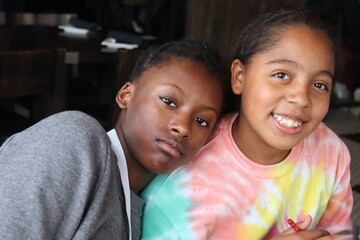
[116,82,133,110]
[231,59,246,95]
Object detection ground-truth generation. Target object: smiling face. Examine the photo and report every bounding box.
[231,26,335,164]
[116,57,223,179]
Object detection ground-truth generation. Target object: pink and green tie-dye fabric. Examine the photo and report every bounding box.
[141,113,353,240]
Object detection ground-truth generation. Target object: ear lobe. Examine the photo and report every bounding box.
[116,82,133,110]
[231,59,245,95]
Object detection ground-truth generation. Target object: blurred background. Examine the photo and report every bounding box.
[0,0,359,56]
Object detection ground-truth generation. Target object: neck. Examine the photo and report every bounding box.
[232,116,290,165]
[127,157,156,194]
[115,125,156,194]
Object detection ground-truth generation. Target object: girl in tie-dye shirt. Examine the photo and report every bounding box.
[141,8,353,240]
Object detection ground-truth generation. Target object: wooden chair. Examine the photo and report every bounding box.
[0,48,66,142]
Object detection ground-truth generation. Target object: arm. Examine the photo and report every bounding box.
[0,111,128,240]
[317,139,353,234]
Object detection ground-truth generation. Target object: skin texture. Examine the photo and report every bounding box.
[115,57,224,193]
[231,26,335,165]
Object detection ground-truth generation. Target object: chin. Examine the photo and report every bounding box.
[153,166,178,175]
[147,162,177,175]
[273,139,303,150]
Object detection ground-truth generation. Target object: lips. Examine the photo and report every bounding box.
[272,113,303,128]
[271,113,307,135]
[156,138,184,158]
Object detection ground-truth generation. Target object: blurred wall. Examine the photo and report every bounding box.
[184,0,306,56]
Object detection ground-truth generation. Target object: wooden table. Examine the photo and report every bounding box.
[0,25,117,64]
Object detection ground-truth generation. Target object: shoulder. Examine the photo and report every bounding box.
[304,122,351,168]
[40,111,105,131]
[0,111,113,175]
[308,122,349,150]
[141,172,196,239]
[189,113,239,166]
[25,110,108,146]
[199,112,238,152]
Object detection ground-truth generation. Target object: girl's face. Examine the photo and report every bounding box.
[117,57,223,176]
[231,26,334,163]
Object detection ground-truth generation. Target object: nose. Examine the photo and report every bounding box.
[286,84,311,108]
[169,116,191,138]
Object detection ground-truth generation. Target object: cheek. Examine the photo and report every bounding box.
[125,104,159,138]
[139,102,161,123]
[187,132,210,155]
[245,78,272,99]
[312,98,330,121]
[241,85,276,112]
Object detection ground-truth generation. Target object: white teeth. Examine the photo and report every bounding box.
[273,113,302,128]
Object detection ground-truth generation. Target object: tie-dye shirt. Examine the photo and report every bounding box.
[141,113,353,240]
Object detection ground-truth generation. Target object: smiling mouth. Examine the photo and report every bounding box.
[272,113,303,128]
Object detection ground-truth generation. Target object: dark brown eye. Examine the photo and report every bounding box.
[195,117,208,127]
[273,72,289,79]
[313,82,329,91]
[161,97,176,107]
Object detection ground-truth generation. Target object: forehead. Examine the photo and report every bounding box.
[137,57,220,88]
[252,26,335,72]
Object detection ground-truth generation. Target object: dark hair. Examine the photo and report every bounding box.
[129,39,228,92]
[231,8,342,80]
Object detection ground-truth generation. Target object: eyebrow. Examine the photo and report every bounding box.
[267,59,299,68]
[164,83,186,96]
[164,83,219,114]
[267,59,334,79]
